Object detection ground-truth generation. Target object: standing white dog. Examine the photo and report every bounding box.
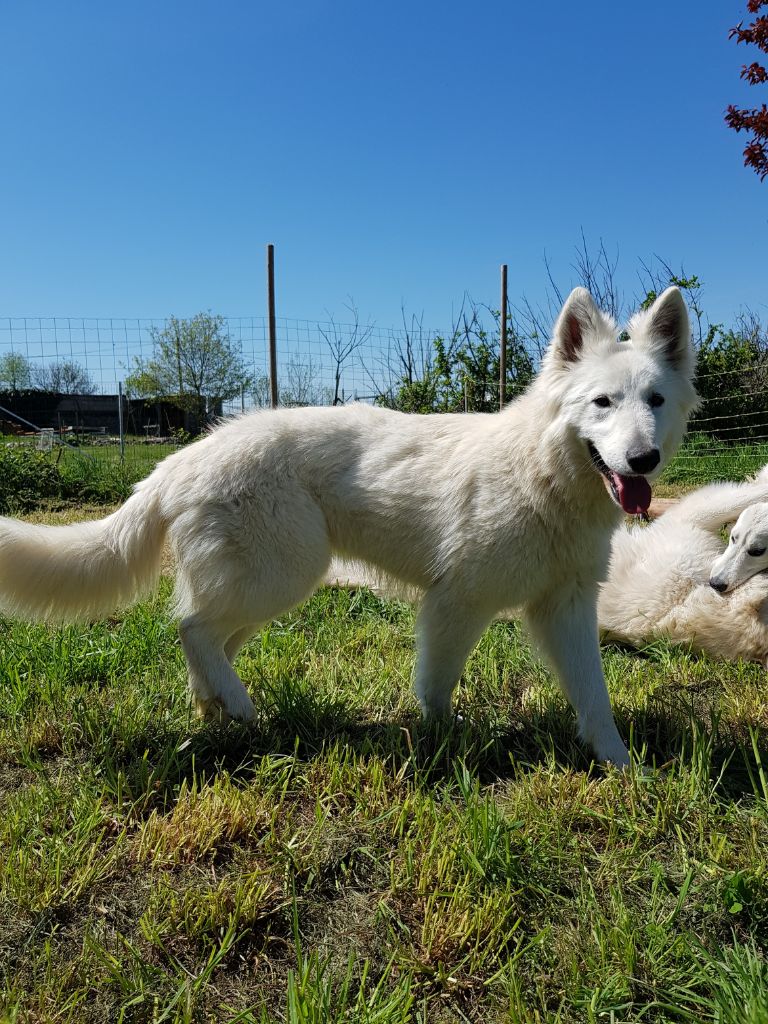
[0,287,696,765]
[599,470,768,663]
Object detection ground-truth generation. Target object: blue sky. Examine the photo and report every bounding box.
[0,0,764,333]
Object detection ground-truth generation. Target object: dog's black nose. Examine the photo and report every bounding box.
[627,448,660,474]
[709,578,728,593]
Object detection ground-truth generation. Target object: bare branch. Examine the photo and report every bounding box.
[319,298,375,405]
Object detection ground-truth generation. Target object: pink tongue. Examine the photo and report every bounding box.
[611,472,652,515]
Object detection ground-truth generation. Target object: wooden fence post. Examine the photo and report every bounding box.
[267,244,278,408]
[499,263,508,409]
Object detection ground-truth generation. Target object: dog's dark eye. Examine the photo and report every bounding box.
[649,393,665,408]
[748,546,766,557]
[592,395,611,408]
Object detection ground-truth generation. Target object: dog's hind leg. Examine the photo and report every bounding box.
[525,588,629,766]
[414,584,493,717]
[180,614,258,722]
[172,491,332,721]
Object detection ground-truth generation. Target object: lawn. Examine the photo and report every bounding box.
[660,435,768,489]
[1,511,768,1023]
[46,441,180,502]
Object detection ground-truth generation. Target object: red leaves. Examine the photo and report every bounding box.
[729,13,768,48]
[727,1,768,180]
[742,61,768,84]
[743,140,768,179]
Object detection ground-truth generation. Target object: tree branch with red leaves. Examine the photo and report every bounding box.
[725,0,768,180]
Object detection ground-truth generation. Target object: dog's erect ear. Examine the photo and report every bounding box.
[551,287,602,364]
[635,287,692,372]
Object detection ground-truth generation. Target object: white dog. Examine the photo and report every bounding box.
[599,467,768,664]
[709,498,768,595]
[0,287,696,765]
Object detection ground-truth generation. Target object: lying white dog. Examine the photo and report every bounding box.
[0,287,697,765]
[598,466,768,664]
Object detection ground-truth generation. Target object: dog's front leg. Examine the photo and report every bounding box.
[525,589,630,767]
[414,584,492,718]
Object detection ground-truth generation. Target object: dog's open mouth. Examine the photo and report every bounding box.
[588,441,652,515]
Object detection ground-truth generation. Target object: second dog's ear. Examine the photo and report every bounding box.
[635,287,693,374]
[551,288,602,364]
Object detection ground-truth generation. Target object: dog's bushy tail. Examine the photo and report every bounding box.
[0,482,166,622]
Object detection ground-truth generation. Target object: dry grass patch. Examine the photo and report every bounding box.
[135,774,273,865]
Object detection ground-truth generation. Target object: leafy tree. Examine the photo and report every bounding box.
[689,314,768,440]
[380,301,534,413]
[0,352,33,391]
[125,313,253,432]
[726,0,768,179]
[34,360,96,394]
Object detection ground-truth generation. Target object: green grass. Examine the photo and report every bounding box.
[54,443,178,502]
[54,441,179,470]
[2,571,768,1022]
[661,435,768,488]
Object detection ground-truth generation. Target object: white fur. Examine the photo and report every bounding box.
[709,499,768,593]
[0,287,697,764]
[599,465,768,663]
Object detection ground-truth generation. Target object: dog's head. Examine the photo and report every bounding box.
[542,286,698,515]
[709,502,768,594]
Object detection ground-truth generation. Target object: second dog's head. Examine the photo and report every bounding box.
[710,502,768,593]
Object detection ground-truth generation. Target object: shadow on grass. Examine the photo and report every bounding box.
[95,672,768,813]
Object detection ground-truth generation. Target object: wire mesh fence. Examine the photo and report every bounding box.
[0,313,448,494]
[0,314,397,404]
[0,313,766,495]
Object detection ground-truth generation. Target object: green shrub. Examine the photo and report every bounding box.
[0,443,63,513]
[57,453,133,504]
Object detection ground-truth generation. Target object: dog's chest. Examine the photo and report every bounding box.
[475,496,615,605]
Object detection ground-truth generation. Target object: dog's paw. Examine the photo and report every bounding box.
[194,696,258,725]
[224,693,258,723]
[592,735,631,769]
[193,696,233,724]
